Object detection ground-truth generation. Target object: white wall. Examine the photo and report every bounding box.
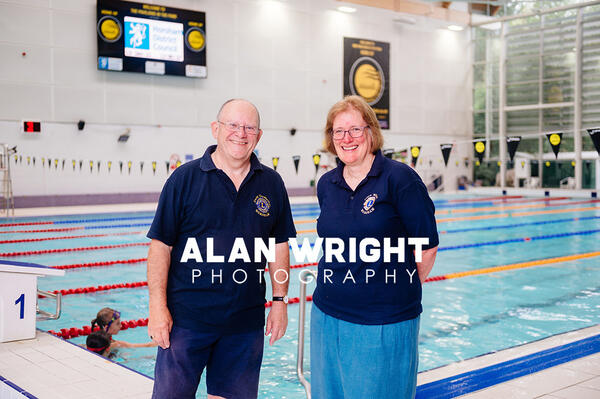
[0,0,472,199]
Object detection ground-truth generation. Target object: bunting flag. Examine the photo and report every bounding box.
[165,161,170,174]
[440,144,453,167]
[507,136,521,162]
[108,161,112,172]
[120,161,124,174]
[42,157,45,168]
[176,160,182,168]
[47,158,51,168]
[97,161,101,172]
[152,161,157,175]
[521,161,526,168]
[54,159,58,169]
[474,140,485,165]
[14,155,18,163]
[140,161,144,174]
[383,148,394,159]
[410,146,421,166]
[61,159,65,170]
[272,157,279,171]
[79,160,83,171]
[19,155,22,164]
[89,161,93,173]
[312,154,321,173]
[72,160,76,171]
[546,133,562,158]
[33,157,36,166]
[455,160,459,167]
[292,155,300,174]
[27,156,31,166]
[127,161,132,174]
[587,128,600,156]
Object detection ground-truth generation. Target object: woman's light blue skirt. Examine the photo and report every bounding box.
[310,304,420,399]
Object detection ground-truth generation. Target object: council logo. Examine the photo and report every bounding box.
[254,195,271,217]
[349,57,385,105]
[361,193,378,215]
[97,16,122,43]
[185,27,206,52]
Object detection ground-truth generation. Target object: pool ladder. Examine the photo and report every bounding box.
[297,269,317,399]
[37,289,62,320]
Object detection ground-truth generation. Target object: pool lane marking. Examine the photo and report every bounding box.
[435,199,600,215]
[437,205,600,223]
[22,228,598,260]
[415,334,600,399]
[424,251,600,283]
[0,231,144,244]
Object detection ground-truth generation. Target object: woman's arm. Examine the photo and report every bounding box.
[416,246,438,283]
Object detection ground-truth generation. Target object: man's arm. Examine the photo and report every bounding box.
[416,246,438,283]
[265,241,290,346]
[147,239,173,349]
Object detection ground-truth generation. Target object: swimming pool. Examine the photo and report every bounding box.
[2,194,600,398]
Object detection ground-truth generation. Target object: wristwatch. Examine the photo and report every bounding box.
[272,295,289,304]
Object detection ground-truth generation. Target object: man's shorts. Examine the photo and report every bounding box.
[152,325,264,399]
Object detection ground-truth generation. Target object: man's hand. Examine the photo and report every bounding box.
[265,302,287,346]
[148,305,173,349]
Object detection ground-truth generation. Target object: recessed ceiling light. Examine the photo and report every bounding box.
[337,6,357,13]
[448,25,464,31]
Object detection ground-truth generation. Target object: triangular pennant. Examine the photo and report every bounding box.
[440,144,453,167]
[507,136,521,162]
[175,160,181,168]
[27,156,31,166]
[312,154,320,173]
[152,161,157,175]
[587,128,600,156]
[47,158,51,168]
[474,140,485,164]
[42,157,45,167]
[33,157,36,166]
[127,161,132,174]
[97,161,101,172]
[54,159,58,169]
[410,146,421,166]
[546,133,562,159]
[120,161,123,174]
[72,160,76,171]
[165,161,170,174]
[272,157,279,170]
[79,160,83,171]
[292,155,300,174]
[14,155,18,163]
[140,161,144,173]
[89,161,93,173]
[61,159,65,170]
[108,161,112,172]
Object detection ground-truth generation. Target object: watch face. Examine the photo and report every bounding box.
[283,295,289,304]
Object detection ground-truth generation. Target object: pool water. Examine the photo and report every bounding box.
[2,194,599,399]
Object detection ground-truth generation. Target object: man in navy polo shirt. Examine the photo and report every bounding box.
[147,99,296,399]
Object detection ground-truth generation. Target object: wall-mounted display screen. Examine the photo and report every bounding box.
[97,0,206,78]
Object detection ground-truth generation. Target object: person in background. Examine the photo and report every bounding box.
[86,329,156,358]
[91,307,157,352]
[310,95,439,398]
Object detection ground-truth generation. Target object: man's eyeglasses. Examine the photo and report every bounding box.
[218,121,259,135]
[331,126,369,140]
[106,310,121,331]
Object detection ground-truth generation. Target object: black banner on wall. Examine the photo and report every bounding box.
[507,136,521,162]
[546,133,562,158]
[344,37,390,129]
[440,144,453,167]
[588,128,600,156]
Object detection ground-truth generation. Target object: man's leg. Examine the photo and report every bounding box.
[205,329,264,399]
[152,325,218,399]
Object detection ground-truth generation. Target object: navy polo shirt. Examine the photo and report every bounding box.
[148,145,296,333]
[313,150,438,325]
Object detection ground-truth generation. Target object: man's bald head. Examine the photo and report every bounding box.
[217,99,261,128]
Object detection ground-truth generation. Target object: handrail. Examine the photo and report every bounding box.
[37,289,62,320]
[297,269,317,399]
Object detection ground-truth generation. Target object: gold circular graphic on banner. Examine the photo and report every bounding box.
[545,161,551,167]
[475,141,485,153]
[411,147,420,158]
[349,57,385,105]
[185,28,206,52]
[97,16,122,43]
[549,133,561,146]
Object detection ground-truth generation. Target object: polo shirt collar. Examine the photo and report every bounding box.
[331,150,384,184]
[199,145,263,172]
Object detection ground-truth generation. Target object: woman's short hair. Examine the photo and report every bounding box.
[323,95,384,155]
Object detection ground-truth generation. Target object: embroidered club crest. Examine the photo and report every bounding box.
[254,195,271,217]
[361,194,378,215]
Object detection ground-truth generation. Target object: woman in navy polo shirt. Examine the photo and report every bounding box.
[310,95,439,398]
